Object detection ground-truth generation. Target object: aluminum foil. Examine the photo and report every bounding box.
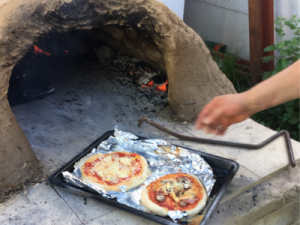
[63,128,215,223]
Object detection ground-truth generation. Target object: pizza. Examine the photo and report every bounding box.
[140,173,207,217]
[77,151,149,192]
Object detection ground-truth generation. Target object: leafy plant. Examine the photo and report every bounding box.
[219,51,251,93]
[254,15,300,141]
[252,100,299,140]
[262,15,300,80]
[209,46,251,93]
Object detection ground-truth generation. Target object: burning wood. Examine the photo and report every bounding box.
[155,80,168,92]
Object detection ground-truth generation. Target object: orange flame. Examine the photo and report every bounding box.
[141,80,154,89]
[147,80,154,87]
[155,80,168,92]
[33,45,50,56]
[140,80,168,92]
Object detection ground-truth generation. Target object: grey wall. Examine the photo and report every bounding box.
[159,0,185,19]
[184,0,249,60]
[184,0,300,60]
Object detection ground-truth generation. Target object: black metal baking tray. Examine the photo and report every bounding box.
[48,130,239,225]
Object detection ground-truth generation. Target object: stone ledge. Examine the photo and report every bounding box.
[253,201,297,225]
[209,162,300,225]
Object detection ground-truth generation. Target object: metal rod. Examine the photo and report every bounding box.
[138,117,296,167]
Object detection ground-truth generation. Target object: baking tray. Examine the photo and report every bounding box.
[48,130,239,225]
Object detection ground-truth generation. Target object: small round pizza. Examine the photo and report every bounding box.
[140,173,207,217]
[78,152,149,192]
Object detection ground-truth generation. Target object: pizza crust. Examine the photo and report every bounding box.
[78,152,149,192]
[140,173,207,217]
[184,174,207,217]
[141,187,169,216]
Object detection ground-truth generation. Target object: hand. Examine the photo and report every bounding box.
[195,94,251,135]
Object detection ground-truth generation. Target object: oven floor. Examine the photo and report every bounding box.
[10,61,185,176]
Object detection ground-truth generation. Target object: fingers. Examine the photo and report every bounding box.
[195,107,230,135]
[202,124,216,134]
[195,94,250,135]
[199,120,229,135]
[214,122,229,135]
[194,113,203,130]
[201,107,222,126]
[195,97,220,129]
[195,106,212,129]
[199,115,246,135]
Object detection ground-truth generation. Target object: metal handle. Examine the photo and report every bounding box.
[138,117,296,167]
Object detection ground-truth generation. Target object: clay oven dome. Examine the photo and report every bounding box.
[0,0,235,201]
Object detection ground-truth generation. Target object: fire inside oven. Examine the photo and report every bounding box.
[8,30,169,107]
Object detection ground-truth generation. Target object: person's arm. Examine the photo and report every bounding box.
[195,59,300,135]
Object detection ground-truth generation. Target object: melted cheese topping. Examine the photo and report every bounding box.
[89,154,140,184]
[156,180,184,192]
[155,177,197,202]
[119,157,132,166]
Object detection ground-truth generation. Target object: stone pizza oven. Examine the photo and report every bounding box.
[0,0,236,201]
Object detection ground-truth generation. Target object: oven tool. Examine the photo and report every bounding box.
[138,117,296,167]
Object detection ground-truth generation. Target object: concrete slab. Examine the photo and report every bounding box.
[220,165,261,204]
[87,209,159,225]
[0,183,82,225]
[0,200,82,225]
[55,188,116,224]
[209,162,300,225]
[209,182,285,225]
[55,187,160,225]
[235,133,300,178]
[252,201,296,225]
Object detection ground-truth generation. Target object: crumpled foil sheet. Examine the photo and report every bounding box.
[63,128,215,222]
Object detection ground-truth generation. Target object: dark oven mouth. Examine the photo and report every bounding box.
[8,30,169,109]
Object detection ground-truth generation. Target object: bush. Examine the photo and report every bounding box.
[214,51,251,93]
[254,15,300,141]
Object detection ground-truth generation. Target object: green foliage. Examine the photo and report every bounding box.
[214,50,251,93]
[252,99,300,140]
[255,15,300,141]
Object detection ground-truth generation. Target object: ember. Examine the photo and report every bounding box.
[141,80,154,89]
[33,45,50,56]
[155,80,168,92]
[141,80,168,93]
[94,45,169,106]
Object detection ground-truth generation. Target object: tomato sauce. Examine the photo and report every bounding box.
[147,173,204,211]
[149,190,176,210]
